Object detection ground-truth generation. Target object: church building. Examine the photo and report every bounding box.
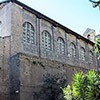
[0,0,98,100]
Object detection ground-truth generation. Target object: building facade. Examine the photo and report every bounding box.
[0,0,98,100]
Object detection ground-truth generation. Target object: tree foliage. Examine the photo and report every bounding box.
[63,70,100,100]
[95,38,100,59]
[72,72,86,100]
[63,85,73,100]
[89,0,100,9]
[33,73,67,100]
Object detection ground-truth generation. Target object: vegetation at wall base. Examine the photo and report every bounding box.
[63,70,100,100]
[33,73,67,100]
[95,38,100,59]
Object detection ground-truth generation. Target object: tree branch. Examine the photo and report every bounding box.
[89,0,98,3]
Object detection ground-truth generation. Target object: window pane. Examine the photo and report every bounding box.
[89,51,93,63]
[23,22,35,44]
[57,37,65,54]
[68,43,76,57]
[79,47,85,61]
[42,31,51,50]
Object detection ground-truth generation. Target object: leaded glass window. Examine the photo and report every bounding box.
[89,51,93,63]
[69,43,76,58]
[42,31,51,50]
[57,37,65,54]
[23,22,35,44]
[79,47,85,61]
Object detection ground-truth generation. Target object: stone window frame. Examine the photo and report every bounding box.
[42,30,51,51]
[68,42,76,58]
[79,47,86,61]
[57,37,65,55]
[23,22,35,44]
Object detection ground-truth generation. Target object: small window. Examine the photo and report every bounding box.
[0,21,2,36]
[68,43,76,58]
[89,51,93,63]
[42,30,51,50]
[87,34,90,40]
[23,22,35,44]
[57,37,65,54]
[79,47,85,61]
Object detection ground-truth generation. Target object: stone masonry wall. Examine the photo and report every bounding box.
[10,3,97,69]
[0,36,11,100]
[14,53,88,100]
[0,1,98,100]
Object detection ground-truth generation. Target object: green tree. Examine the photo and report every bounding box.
[89,0,100,9]
[85,70,97,100]
[72,72,87,100]
[33,73,67,100]
[63,85,73,100]
[63,70,100,100]
[95,38,100,59]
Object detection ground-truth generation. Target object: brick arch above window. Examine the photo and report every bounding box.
[23,22,35,44]
[57,37,65,54]
[42,30,51,51]
[79,47,85,61]
[68,42,76,58]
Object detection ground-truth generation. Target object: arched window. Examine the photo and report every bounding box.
[57,37,65,54]
[23,22,35,44]
[89,51,93,63]
[42,30,51,50]
[0,21,2,36]
[79,47,85,61]
[69,43,76,58]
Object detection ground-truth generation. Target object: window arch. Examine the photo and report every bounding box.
[68,43,76,58]
[79,47,85,61]
[57,37,65,54]
[23,22,35,44]
[42,30,51,50]
[89,51,93,63]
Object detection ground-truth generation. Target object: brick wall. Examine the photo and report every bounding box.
[0,1,98,100]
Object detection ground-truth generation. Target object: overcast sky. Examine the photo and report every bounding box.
[1,0,100,35]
